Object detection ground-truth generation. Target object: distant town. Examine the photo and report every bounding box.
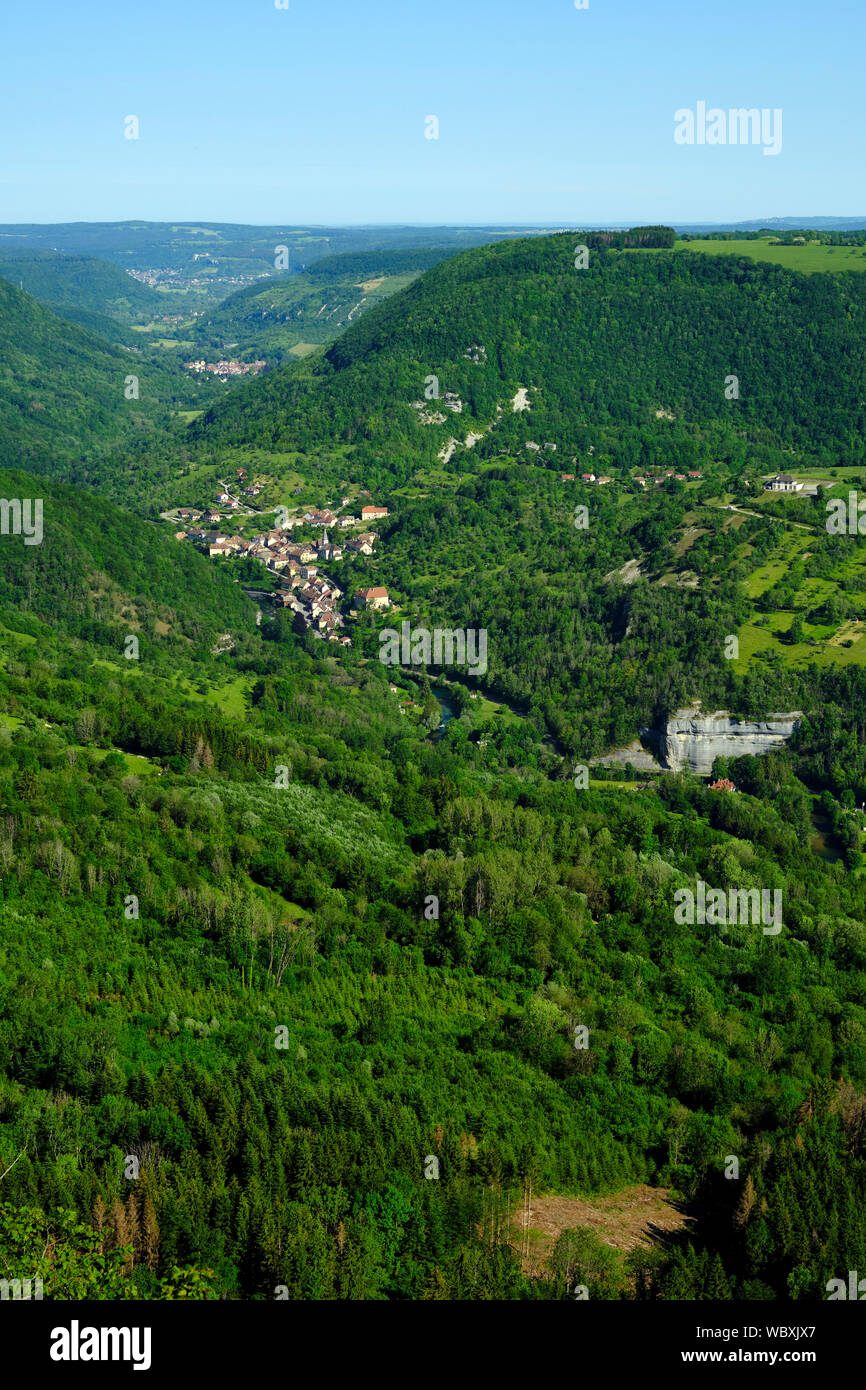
[169,477,391,644]
[128,265,270,294]
[183,358,267,378]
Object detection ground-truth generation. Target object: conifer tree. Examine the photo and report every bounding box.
[141,1195,160,1273]
[92,1195,107,1252]
[706,1252,732,1300]
[108,1198,135,1275]
[421,1265,450,1300]
[735,1174,757,1228]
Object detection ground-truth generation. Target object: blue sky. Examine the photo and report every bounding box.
[2,0,863,224]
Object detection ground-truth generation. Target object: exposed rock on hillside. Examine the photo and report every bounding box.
[660,708,802,776]
[592,708,802,777]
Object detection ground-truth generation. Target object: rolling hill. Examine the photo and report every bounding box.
[190,231,866,488]
[0,249,165,322]
[3,465,866,1306]
[4,225,866,1309]
[0,223,534,311]
[179,230,866,760]
[193,248,458,362]
[0,278,223,486]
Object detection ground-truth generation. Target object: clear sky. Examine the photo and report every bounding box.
[2,0,863,225]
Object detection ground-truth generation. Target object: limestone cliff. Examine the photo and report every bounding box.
[660,708,802,776]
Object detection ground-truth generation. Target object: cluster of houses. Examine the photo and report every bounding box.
[558,469,703,486]
[232,470,263,500]
[174,495,392,643]
[634,470,704,486]
[183,359,267,378]
[264,504,388,531]
[176,495,255,526]
[129,266,263,292]
[272,538,349,641]
[210,483,261,511]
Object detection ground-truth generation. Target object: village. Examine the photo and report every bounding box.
[169,477,391,646]
[164,452,823,656]
[183,358,267,379]
[560,467,705,485]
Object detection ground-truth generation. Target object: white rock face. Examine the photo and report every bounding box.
[661,708,802,776]
[591,739,663,772]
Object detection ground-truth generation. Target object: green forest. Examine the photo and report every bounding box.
[193,249,459,364]
[190,233,865,487]
[1,230,866,1305]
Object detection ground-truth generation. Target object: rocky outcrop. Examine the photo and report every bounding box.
[589,707,802,778]
[591,739,664,772]
[659,708,801,776]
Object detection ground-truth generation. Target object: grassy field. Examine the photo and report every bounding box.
[397,468,465,499]
[734,607,866,672]
[243,876,314,923]
[89,657,252,718]
[678,237,866,275]
[742,533,812,598]
[0,624,38,646]
[654,479,866,674]
[589,779,650,791]
[202,675,250,717]
[171,673,251,717]
[89,747,161,777]
[473,694,524,728]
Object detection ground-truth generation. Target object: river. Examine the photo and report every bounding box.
[432,685,457,738]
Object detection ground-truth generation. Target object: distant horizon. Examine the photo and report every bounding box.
[1,216,865,233]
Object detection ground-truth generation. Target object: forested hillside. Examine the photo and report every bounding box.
[193,249,458,362]
[2,229,866,1307]
[190,233,866,486]
[0,250,164,322]
[0,469,252,654]
[0,280,218,484]
[1,472,866,1301]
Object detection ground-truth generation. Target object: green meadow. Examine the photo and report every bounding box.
[678,237,866,275]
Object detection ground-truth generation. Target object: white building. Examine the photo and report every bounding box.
[764,474,803,493]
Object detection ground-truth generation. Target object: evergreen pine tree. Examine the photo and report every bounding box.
[141,1195,160,1273]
